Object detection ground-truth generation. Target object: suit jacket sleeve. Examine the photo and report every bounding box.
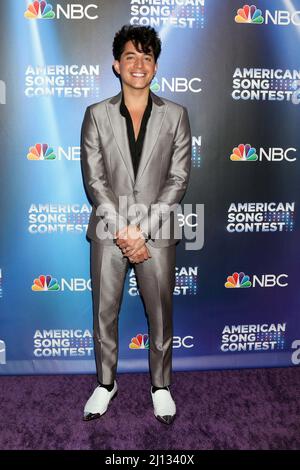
[138,106,192,239]
[81,105,127,237]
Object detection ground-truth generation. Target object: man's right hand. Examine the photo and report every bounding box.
[125,244,151,264]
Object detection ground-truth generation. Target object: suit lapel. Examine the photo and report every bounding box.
[106,91,135,184]
[135,91,166,185]
[106,90,167,186]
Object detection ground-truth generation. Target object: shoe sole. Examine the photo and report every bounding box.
[83,390,118,422]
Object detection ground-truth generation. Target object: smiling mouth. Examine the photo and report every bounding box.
[131,73,146,77]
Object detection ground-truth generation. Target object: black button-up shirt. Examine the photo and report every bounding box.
[120,91,152,179]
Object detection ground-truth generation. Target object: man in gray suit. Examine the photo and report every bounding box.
[81,25,191,424]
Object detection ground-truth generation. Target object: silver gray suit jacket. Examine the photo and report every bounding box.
[81,90,192,248]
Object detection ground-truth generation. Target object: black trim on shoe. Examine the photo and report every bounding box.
[151,386,169,393]
[98,382,115,392]
[83,412,101,422]
[82,390,118,422]
[156,414,176,425]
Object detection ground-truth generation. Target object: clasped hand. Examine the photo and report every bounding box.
[114,225,151,264]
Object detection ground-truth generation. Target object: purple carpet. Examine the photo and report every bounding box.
[0,367,299,450]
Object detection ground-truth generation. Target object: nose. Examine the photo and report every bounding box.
[134,57,143,68]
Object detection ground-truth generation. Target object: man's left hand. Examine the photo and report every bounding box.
[115,225,146,256]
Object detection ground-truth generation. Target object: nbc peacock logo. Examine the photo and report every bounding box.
[24,1,55,20]
[150,77,160,93]
[230,144,258,161]
[235,5,264,24]
[27,144,56,161]
[129,334,149,349]
[225,272,252,288]
[31,275,60,291]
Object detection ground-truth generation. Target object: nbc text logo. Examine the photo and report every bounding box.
[225,272,288,289]
[150,76,202,93]
[230,144,297,162]
[32,275,92,292]
[31,275,60,291]
[129,333,194,349]
[24,1,99,20]
[235,4,300,27]
[173,336,194,348]
[27,143,81,161]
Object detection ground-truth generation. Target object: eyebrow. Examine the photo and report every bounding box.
[123,51,154,57]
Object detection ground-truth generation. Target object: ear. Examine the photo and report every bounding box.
[154,62,158,74]
[113,60,120,75]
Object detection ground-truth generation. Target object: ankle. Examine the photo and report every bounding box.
[99,382,114,392]
[152,385,169,393]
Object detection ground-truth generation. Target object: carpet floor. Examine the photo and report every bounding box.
[0,367,299,450]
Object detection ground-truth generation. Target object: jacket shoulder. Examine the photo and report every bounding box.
[87,95,113,113]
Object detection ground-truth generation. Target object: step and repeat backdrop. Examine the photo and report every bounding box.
[1,0,300,375]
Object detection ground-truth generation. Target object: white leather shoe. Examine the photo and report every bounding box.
[151,387,176,424]
[83,381,118,421]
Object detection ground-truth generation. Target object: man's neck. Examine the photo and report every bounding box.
[122,85,150,111]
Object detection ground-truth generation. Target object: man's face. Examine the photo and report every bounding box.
[113,40,157,90]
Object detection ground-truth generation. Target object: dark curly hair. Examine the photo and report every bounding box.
[112,25,161,63]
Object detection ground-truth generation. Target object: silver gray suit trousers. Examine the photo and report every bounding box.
[90,240,176,388]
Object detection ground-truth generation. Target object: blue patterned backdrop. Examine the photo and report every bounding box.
[1,0,300,375]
